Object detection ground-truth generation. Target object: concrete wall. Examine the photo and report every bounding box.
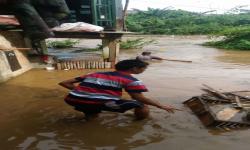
[0,32,32,82]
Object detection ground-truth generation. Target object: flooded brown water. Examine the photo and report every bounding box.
[1,36,250,150]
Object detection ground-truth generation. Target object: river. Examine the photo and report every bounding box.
[1,35,250,150]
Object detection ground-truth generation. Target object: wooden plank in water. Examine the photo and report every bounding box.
[84,61,87,69]
[82,61,85,69]
[87,61,91,69]
[105,62,111,69]
[73,61,77,69]
[67,61,71,69]
[98,62,100,69]
[70,61,74,70]
[63,61,66,69]
[57,63,61,70]
[95,61,98,69]
[92,61,96,69]
[78,61,82,69]
[76,61,80,69]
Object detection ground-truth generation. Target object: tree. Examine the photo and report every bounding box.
[123,0,129,31]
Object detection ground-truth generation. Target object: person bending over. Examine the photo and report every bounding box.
[59,59,176,120]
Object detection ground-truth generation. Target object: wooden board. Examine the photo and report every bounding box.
[183,96,250,130]
[4,50,21,71]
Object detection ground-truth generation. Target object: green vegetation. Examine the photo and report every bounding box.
[71,48,101,53]
[46,39,79,48]
[120,38,156,49]
[126,8,250,35]
[204,26,250,50]
[126,8,250,50]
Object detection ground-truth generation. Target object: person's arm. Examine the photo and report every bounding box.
[129,92,176,113]
[151,56,164,60]
[58,78,80,90]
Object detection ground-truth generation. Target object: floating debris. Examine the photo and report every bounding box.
[183,84,250,130]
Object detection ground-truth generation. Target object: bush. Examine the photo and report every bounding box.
[203,26,250,50]
[120,38,155,49]
[46,39,79,48]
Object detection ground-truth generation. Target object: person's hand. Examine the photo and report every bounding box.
[159,104,177,113]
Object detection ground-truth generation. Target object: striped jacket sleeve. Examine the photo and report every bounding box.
[125,80,148,93]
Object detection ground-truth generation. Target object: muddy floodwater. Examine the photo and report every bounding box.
[1,36,250,150]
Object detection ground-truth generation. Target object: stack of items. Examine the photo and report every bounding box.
[183,84,250,130]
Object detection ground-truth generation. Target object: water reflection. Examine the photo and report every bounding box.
[15,113,167,149]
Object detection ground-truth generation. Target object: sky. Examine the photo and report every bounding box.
[122,0,250,14]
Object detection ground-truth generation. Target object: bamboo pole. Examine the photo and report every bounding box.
[163,58,192,63]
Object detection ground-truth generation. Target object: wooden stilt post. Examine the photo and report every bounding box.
[102,38,120,68]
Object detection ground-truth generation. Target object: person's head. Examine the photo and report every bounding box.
[115,59,149,74]
[142,51,151,56]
